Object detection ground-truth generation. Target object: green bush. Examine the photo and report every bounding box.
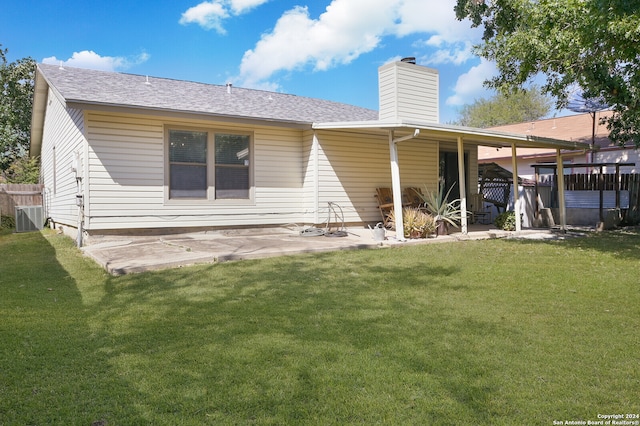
[495,211,516,231]
[1,215,15,230]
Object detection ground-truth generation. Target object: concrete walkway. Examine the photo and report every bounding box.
[81,225,570,275]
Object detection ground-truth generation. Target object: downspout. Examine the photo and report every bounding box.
[389,129,420,241]
[511,144,522,232]
[457,136,468,234]
[556,149,567,231]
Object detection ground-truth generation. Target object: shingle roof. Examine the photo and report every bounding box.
[37,63,379,124]
[478,111,615,161]
[488,111,614,149]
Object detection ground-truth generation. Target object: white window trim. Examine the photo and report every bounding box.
[164,125,254,205]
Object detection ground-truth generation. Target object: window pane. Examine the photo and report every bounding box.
[170,130,207,164]
[215,133,250,199]
[169,130,207,199]
[216,167,249,199]
[170,164,207,198]
[215,134,249,165]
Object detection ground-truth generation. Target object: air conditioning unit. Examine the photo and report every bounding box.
[15,206,44,233]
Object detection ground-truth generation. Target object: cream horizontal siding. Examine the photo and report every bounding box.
[378,65,397,122]
[300,131,318,223]
[84,113,164,231]
[378,61,439,123]
[312,131,439,225]
[83,111,305,230]
[251,127,303,217]
[40,88,86,227]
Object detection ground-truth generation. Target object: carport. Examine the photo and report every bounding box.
[314,120,591,239]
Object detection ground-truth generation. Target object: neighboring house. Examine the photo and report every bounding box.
[479,112,640,227]
[479,110,639,178]
[30,60,588,242]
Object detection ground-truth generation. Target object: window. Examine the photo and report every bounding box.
[215,133,250,199]
[167,128,251,201]
[169,130,208,199]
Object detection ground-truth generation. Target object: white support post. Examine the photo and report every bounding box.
[457,136,468,234]
[389,131,405,241]
[511,144,521,232]
[312,132,320,224]
[556,149,567,231]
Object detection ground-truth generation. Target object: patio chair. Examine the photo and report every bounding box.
[468,193,491,224]
[375,187,415,227]
[403,187,425,208]
[374,187,398,227]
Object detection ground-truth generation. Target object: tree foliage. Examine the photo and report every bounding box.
[455,0,640,146]
[0,45,36,172]
[455,86,551,127]
[4,155,40,183]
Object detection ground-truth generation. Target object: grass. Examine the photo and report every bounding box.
[0,228,639,425]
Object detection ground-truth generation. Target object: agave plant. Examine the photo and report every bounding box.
[420,181,462,227]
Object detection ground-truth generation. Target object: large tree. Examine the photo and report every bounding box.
[0,45,36,172]
[455,0,640,146]
[455,86,551,127]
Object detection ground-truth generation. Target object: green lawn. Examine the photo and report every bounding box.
[1,229,639,425]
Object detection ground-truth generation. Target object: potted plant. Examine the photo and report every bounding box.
[388,207,436,238]
[420,182,462,236]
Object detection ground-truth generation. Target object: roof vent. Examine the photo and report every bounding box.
[401,57,416,64]
[226,83,232,94]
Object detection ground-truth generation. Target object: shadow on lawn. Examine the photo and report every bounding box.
[0,231,146,425]
[90,250,512,423]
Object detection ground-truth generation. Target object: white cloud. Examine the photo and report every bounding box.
[179,1,229,33]
[394,0,481,42]
[229,0,270,14]
[446,59,497,106]
[42,51,150,72]
[237,0,483,88]
[179,0,270,33]
[420,41,475,66]
[238,0,397,87]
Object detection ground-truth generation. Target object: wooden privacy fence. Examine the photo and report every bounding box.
[539,173,639,191]
[564,173,638,191]
[0,184,44,218]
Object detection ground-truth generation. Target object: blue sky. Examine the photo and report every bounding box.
[2,0,507,123]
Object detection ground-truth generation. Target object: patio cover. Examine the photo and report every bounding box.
[313,119,592,239]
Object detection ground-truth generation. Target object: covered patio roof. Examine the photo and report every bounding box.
[313,120,592,239]
[313,119,592,150]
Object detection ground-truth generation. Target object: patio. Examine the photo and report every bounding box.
[80,224,565,275]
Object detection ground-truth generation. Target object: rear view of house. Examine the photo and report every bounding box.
[31,60,589,243]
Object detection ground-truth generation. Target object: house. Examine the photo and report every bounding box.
[30,60,589,244]
[479,110,639,178]
[479,112,639,227]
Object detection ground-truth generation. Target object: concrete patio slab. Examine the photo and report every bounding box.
[80,225,575,275]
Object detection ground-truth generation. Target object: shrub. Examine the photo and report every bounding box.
[1,215,15,230]
[389,208,436,238]
[495,211,517,231]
